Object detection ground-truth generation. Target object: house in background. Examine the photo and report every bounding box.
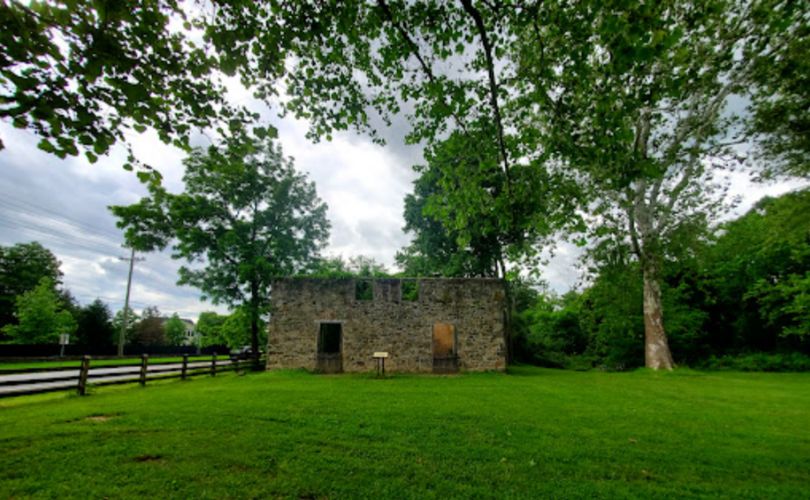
[159,317,197,346]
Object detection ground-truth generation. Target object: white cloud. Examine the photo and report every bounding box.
[0,92,420,319]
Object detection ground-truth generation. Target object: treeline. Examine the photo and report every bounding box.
[510,189,810,371]
[0,242,219,349]
[0,240,394,352]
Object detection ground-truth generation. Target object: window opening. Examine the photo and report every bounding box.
[401,280,419,301]
[355,280,372,301]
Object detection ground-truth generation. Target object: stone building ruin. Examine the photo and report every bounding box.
[266,278,507,373]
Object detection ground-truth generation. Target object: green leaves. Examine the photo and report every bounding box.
[1,0,226,163]
[2,277,76,344]
[111,127,329,355]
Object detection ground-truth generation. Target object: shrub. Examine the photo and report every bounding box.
[699,352,810,372]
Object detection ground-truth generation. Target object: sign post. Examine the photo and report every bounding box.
[58,333,69,357]
[373,352,389,377]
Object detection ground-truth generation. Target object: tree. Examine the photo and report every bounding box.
[196,311,228,347]
[2,277,76,343]
[396,143,503,277]
[702,188,810,351]
[0,241,62,329]
[112,132,330,365]
[220,307,266,350]
[306,255,390,278]
[164,313,187,345]
[112,306,139,345]
[75,299,115,348]
[205,1,794,369]
[511,0,764,369]
[131,306,165,346]
[745,0,810,178]
[0,0,232,169]
[208,3,575,254]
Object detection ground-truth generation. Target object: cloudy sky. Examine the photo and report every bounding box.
[0,82,802,320]
[0,86,424,320]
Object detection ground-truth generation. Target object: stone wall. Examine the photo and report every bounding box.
[266,278,506,373]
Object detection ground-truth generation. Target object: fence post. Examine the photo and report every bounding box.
[231,355,241,375]
[139,354,148,386]
[211,352,217,376]
[181,354,188,380]
[77,355,91,396]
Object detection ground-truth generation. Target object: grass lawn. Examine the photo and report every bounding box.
[0,366,808,499]
[0,356,215,372]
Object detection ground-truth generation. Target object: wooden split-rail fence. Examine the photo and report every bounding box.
[0,353,265,398]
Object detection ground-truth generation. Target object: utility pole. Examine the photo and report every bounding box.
[118,248,144,357]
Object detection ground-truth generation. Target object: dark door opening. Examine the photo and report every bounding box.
[317,322,343,373]
[433,323,458,373]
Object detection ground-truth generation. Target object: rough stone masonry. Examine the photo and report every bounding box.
[266,278,507,373]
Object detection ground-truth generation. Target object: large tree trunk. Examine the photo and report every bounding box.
[249,313,261,371]
[642,262,675,370]
[249,281,262,371]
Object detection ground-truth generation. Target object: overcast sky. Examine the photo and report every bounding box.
[0,85,802,320]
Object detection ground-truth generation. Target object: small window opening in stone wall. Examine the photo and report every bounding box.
[355,280,372,301]
[401,280,419,301]
[318,323,342,354]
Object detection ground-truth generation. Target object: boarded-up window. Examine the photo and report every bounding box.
[433,323,458,373]
[432,323,455,356]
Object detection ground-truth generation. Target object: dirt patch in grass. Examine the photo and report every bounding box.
[84,414,116,423]
[63,413,121,424]
[133,454,163,463]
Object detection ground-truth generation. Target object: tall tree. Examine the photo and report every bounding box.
[111,131,330,366]
[131,306,165,346]
[206,2,575,262]
[2,277,76,344]
[0,0,231,170]
[396,150,498,277]
[163,313,188,345]
[75,298,115,348]
[513,0,760,369]
[0,241,62,330]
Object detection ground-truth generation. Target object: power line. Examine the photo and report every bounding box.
[0,199,122,242]
[0,219,119,256]
[0,193,122,239]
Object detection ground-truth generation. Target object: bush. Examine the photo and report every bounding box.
[698,352,810,372]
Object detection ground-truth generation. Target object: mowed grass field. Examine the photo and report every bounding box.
[1,367,808,499]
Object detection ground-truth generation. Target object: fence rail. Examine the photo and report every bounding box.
[0,353,266,398]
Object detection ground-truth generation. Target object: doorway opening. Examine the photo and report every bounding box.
[317,322,343,373]
[432,323,458,373]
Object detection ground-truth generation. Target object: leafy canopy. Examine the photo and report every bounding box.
[112,131,329,357]
[0,0,242,170]
[0,241,62,328]
[164,313,188,346]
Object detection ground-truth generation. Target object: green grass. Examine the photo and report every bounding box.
[1,367,808,499]
[0,356,214,372]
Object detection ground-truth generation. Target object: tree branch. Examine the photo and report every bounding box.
[459,0,511,186]
[376,0,469,135]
